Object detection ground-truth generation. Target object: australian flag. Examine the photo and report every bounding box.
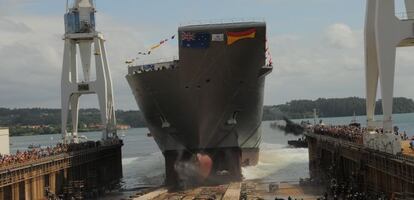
[180,32,211,48]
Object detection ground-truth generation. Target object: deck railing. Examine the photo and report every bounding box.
[132,56,179,67]
[128,56,179,69]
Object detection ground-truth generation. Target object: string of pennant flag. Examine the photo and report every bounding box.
[125,34,176,64]
[138,34,176,55]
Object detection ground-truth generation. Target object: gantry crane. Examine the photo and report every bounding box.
[364,0,414,154]
[61,0,116,143]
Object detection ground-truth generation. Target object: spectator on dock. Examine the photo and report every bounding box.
[403,131,408,140]
[0,140,121,168]
[0,143,67,167]
[312,125,364,144]
[394,126,399,136]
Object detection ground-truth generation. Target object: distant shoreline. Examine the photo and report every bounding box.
[11,112,414,137]
[3,97,414,136]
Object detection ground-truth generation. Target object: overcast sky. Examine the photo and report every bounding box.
[0,0,413,110]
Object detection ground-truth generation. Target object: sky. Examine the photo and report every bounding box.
[0,0,413,110]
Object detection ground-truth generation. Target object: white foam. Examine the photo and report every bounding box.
[242,143,309,180]
[122,157,140,166]
[122,152,165,188]
[122,151,163,165]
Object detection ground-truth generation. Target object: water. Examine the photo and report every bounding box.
[9,112,414,190]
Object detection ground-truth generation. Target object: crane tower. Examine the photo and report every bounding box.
[364,0,414,154]
[61,0,116,143]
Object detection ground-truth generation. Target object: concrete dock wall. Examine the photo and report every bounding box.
[0,141,123,199]
[307,132,414,198]
[0,128,10,155]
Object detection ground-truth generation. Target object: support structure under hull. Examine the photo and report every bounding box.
[164,147,244,188]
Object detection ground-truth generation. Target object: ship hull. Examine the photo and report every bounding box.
[126,68,264,159]
[126,22,270,185]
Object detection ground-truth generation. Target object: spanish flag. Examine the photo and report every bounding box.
[227,28,256,45]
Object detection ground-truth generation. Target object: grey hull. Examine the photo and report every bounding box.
[126,22,271,167]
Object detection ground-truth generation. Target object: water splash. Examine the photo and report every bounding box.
[121,152,165,189]
[242,143,309,181]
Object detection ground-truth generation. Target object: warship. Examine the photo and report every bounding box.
[126,21,272,185]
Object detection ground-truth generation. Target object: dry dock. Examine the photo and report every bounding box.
[306,131,414,199]
[0,140,123,199]
[121,181,324,200]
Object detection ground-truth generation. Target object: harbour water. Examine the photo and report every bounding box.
[9,113,414,191]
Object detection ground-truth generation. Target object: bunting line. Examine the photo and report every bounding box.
[126,34,176,65]
[137,34,176,56]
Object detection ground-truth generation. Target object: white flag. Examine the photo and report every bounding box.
[211,34,224,42]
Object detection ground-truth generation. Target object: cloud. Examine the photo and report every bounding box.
[1,6,413,111]
[0,17,63,109]
[0,12,178,110]
[264,22,414,106]
[325,23,358,49]
[264,23,366,105]
[0,18,32,33]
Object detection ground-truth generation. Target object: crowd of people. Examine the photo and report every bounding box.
[312,125,364,144]
[315,177,388,200]
[307,122,413,199]
[132,62,178,74]
[0,140,120,169]
[0,143,68,168]
[312,123,412,146]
